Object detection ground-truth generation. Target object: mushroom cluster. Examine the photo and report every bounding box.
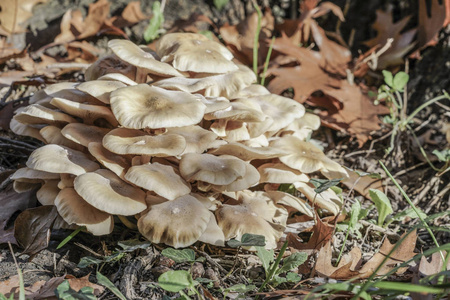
[10,33,348,249]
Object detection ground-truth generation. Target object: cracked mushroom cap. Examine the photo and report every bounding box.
[270,136,348,176]
[102,128,186,156]
[61,123,110,147]
[125,162,191,201]
[74,169,147,215]
[179,153,247,185]
[137,194,211,248]
[26,144,100,176]
[55,188,114,235]
[156,33,237,74]
[110,84,206,129]
[50,97,119,127]
[215,191,288,249]
[108,39,184,77]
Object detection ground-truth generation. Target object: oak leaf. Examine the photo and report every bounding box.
[0,0,48,35]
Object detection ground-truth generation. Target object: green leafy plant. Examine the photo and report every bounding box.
[96,272,127,300]
[213,0,229,11]
[55,280,97,300]
[143,1,165,43]
[158,270,202,299]
[368,189,393,227]
[161,248,196,263]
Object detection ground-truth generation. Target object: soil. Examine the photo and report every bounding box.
[0,0,449,299]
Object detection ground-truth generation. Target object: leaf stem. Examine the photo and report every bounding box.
[256,241,288,299]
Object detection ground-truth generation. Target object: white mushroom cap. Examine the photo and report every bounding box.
[102,128,186,156]
[110,84,206,129]
[198,211,225,247]
[87,142,131,179]
[61,123,110,147]
[98,73,138,85]
[50,97,119,127]
[203,65,257,98]
[26,144,100,176]
[137,194,211,248]
[37,180,60,205]
[211,162,260,192]
[10,167,60,182]
[210,120,251,142]
[258,163,309,184]
[205,98,266,122]
[13,104,77,125]
[179,153,247,185]
[10,119,46,142]
[76,80,127,104]
[166,125,218,155]
[209,143,288,161]
[293,181,342,215]
[152,76,215,94]
[55,188,114,235]
[74,169,147,215]
[271,136,348,176]
[108,39,184,77]
[264,190,313,218]
[125,163,191,200]
[39,126,85,151]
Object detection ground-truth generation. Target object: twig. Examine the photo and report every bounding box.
[392,161,427,179]
[191,248,228,275]
[358,220,400,238]
[74,242,103,257]
[425,183,450,214]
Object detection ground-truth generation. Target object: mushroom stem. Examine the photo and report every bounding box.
[118,215,138,230]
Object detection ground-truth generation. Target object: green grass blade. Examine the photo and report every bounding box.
[96,272,127,300]
[57,227,83,249]
[371,281,445,294]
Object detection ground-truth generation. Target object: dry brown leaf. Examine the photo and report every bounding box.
[364,6,416,69]
[445,0,450,26]
[110,1,148,28]
[287,216,334,254]
[417,0,446,49]
[310,81,390,146]
[340,169,383,198]
[315,241,362,279]
[0,38,27,64]
[359,230,418,277]
[54,9,78,44]
[220,9,274,66]
[78,0,110,39]
[66,41,101,63]
[0,0,48,35]
[66,274,105,295]
[418,251,450,276]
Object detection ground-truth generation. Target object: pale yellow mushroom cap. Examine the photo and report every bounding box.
[138,194,211,248]
[110,84,206,129]
[74,169,147,215]
[61,123,110,147]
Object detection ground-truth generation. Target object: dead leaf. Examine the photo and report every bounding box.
[417,0,446,49]
[364,5,417,69]
[0,0,48,35]
[0,38,27,64]
[359,230,418,277]
[167,13,215,34]
[66,274,105,296]
[54,9,77,44]
[220,8,274,66]
[110,1,148,28]
[0,275,21,296]
[340,169,384,198]
[66,41,101,63]
[287,216,334,254]
[0,97,30,130]
[14,205,59,255]
[78,0,110,39]
[418,251,450,276]
[310,81,390,146]
[315,241,362,279]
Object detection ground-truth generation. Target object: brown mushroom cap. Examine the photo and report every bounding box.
[102,128,186,156]
[74,169,147,215]
[137,194,211,248]
[26,144,100,176]
[10,167,60,182]
[179,153,247,185]
[55,188,114,235]
[108,39,184,77]
[110,84,206,129]
[125,163,191,201]
[84,54,141,82]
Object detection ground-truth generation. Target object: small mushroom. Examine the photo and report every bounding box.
[87,142,131,178]
[110,84,206,129]
[74,169,147,215]
[61,123,110,147]
[40,126,85,151]
[76,80,127,104]
[14,104,77,126]
[138,194,211,248]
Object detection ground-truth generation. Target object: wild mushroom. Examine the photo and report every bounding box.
[110,84,206,129]
[61,123,110,147]
[74,169,147,215]
[137,194,211,248]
